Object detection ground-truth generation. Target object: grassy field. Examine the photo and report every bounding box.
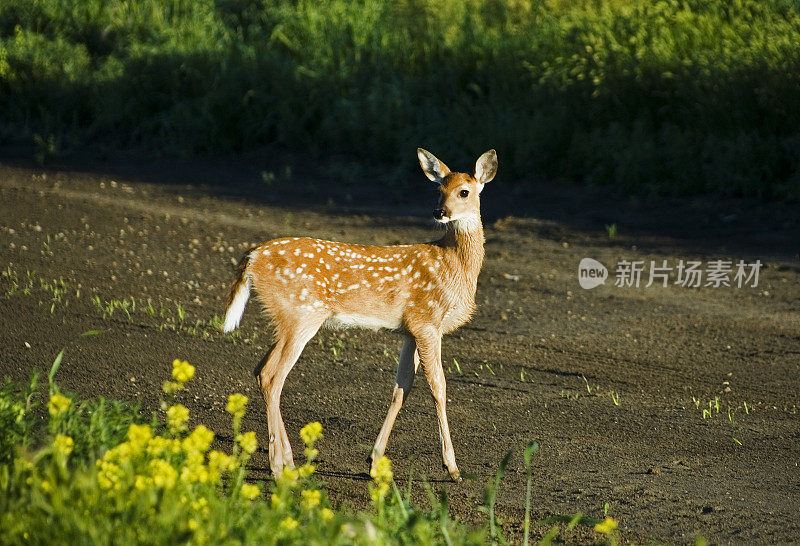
[1,0,799,199]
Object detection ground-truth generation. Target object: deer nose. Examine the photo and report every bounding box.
[433,208,445,220]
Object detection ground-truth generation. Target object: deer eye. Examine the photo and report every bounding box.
[459,189,469,198]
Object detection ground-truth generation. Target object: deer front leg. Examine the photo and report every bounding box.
[416,330,461,482]
[371,336,419,474]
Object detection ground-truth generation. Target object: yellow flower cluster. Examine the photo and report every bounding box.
[301,489,321,509]
[172,359,195,383]
[95,421,227,492]
[48,393,71,417]
[299,422,322,446]
[208,450,236,474]
[183,425,214,453]
[240,483,260,501]
[226,393,248,420]
[236,431,257,454]
[167,404,190,433]
[369,456,393,503]
[149,459,178,488]
[163,359,195,393]
[97,459,123,490]
[53,434,73,456]
[277,467,299,488]
[146,436,182,457]
[280,517,298,531]
[128,423,152,448]
[594,517,618,535]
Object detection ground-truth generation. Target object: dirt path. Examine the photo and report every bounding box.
[1,158,798,543]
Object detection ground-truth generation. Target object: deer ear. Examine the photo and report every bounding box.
[417,148,451,183]
[475,149,498,185]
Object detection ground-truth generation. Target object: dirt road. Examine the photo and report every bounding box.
[1,154,798,543]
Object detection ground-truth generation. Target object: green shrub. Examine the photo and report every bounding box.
[1,0,798,198]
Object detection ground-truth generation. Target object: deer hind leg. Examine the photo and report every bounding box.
[258,312,327,477]
[257,343,295,468]
[415,329,461,482]
[371,335,419,474]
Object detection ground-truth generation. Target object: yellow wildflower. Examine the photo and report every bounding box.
[180,459,210,484]
[299,422,322,446]
[172,359,195,383]
[48,393,71,417]
[236,431,257,454]
[594,517,618,535]
[240,483,260,501]
[146,436,181,457]
[97,460,123,490]
[226,393,248,420]
[162,380,182,394]
[149,459,178,488]
[208,450,236,475]
[183,425,214,453]
[127,424,152,451]
[280,517,298,531]
[297,463,316,478]
[135,475,153,490]
[102,441,132,464]
[370,455,392,483]
[166,404,190,433]
[321,508,334,521]
[271,493,283,509]
[53,434,73,456]
[277,467,299,487]
[370,456,393,503]
[301,489,321,510]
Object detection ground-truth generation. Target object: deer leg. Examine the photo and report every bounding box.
[257,339,287,472]
[259,314,326,476]
[371,336,419,474]
[257,344,292,465]
[416,330,461,482]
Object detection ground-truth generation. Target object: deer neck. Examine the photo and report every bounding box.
[440,214,485,289]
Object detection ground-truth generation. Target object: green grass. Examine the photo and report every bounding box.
[1,0,799,199]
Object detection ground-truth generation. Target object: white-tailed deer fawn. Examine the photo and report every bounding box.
[223,148,497,481]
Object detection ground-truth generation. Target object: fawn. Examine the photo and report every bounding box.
[223,148,497,481]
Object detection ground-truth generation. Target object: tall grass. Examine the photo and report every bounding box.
[1,0,799,199]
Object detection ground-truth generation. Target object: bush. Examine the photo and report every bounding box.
[1,0,799,199]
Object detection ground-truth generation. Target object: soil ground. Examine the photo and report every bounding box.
[1,150,798,543]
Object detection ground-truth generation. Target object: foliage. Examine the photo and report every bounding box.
[0,357,489,544]
[0,0,798,199]
[0,374,38,466]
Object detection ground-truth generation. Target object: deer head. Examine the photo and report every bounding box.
[417,148,498,227]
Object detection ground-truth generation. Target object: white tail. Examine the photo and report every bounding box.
[223,268,250,333]
[224,148,498,481]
